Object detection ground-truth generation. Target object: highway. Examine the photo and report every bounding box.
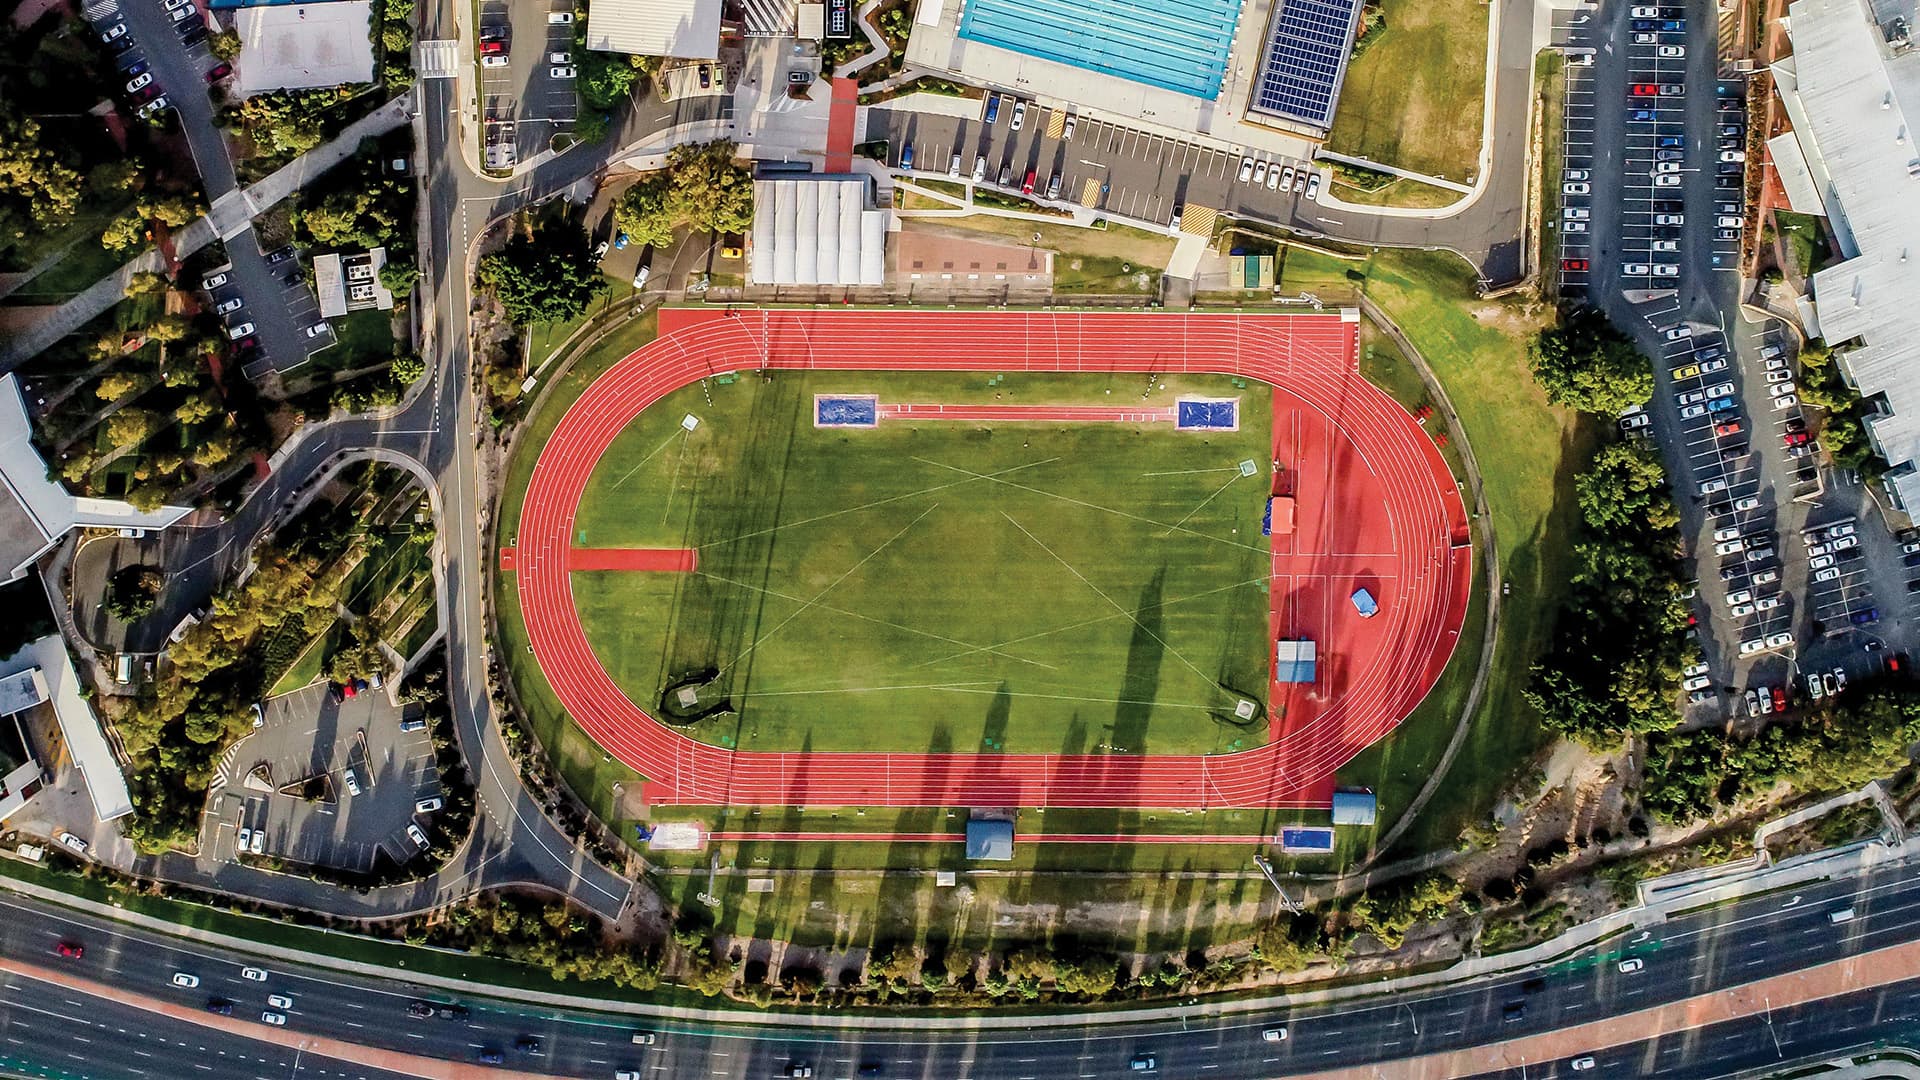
[4,850,1920,1078]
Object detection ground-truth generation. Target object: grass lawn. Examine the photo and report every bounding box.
[1775,210,1832,279]
[570,371,1275,756]
[268,621,344,697]
[527,273,632,369]
[901,217,1176,268]
[315,308,401,371]
[1536,53,1567,301]
[1053,254,1161,294]
[1325,0,1489,181]
[1330,178,1464,210]
[1352,249,1589,855]
[1276,246,1364,303]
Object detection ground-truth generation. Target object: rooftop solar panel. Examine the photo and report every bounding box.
[1251,0,1364,130]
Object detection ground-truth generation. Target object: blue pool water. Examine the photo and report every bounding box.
[957,0,1241,99]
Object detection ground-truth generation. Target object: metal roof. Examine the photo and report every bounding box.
[585,0,722,58]
[749,176,888,286]
[1781,0,1920,509]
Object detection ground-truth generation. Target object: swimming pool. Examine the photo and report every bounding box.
[957,0,1241,99]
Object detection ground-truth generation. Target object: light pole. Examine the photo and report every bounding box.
[1764,995,1784,1058]
[1400,1002,1419,1035]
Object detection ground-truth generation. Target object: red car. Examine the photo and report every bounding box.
[1771,686,1786,711]
[478,38,506,55]
[55,941,82,959]
[1561,258,1588,271]
[204,61,232,83]
[1632,84,1660,96]
[1021,170,1035,195]
[1784,431,1812,446]
[1715,420,1743,436]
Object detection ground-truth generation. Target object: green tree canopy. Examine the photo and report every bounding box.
[477,224,608,325]
[0,117,82,248]
[1529,307,1652,416]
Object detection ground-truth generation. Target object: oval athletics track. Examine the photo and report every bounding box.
[513,308,1473,810]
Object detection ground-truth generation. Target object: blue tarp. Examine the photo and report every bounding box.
[1176,398,1239,430]
[965,819,1014,861]
[1280,826,1335,852]
[1331,789,1377,826]
[816,395,878,427]
[1350,588,1378,617]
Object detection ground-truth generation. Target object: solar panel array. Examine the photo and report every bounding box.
[1251,0,1364,129]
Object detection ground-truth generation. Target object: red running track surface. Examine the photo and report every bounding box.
[567,548,699,572]
[512,308,1472,810]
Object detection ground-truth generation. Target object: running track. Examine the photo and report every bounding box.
[512,308,1471,809]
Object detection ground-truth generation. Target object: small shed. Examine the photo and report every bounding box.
[964,819,1014,861]
[1330,788,1377,827]
[1350,587,1379,618]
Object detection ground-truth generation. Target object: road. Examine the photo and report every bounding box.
[10,847,1920,1077]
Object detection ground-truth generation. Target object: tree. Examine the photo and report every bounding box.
[174,395,220,425]
[1529,307,1653,416]
[664,141,754,237]
[140,195,200,228]
[1576,441,1679,534]
[96,372,153,401]
[379,260,418,298]
[146,315,190,343]
[209,29,242,60]
[0,117,83,247]
[382,21,413,53]
[578,50,642,110]
[612,175,677,250]
[390,353,426,383]
[125,271,170,297]
[101,210,147,253]
[105,408,157,447]
[88,159,144,197]
[476,225,608,325]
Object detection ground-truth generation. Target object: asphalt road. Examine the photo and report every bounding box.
[11,850,1920,1078]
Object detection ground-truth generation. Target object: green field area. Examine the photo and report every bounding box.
[570,371,1276,757]
[1325,0,1489,182]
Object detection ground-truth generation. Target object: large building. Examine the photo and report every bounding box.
[585,0,722,58]
[748,174,889,287]
[230,1,377,97]
[1772,0,1920,508]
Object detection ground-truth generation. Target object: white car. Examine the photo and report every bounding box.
[1281,165,1297,190]
[1752,569,1779,585]
[1653,264,1680,277]
[1266,165,1281,191]
[171,972,199,988]
[1565,168,1591,181]
[1729,602,1754,617]
[1721,150,1746,162]
[1765,369,1793,383]
[1655,161,1682,173]
[305,322,329,339]
[1773,393,1799,410]
[633,265,651,288]
[250,829,264,855]
[1564,182,1590,195]
[1572,1058,1597,1072]
[1262,1027,1288,1042]
[1810,554,1836,570]
[1253,160,1269,185]
[1734,495,1760,511]
[1714,527,1742,543]
[267,994,293,1010]
[1675,388,1707,406]
[1705,381,1736,398]
[1655,213,1685,225]
[203,272,229,290]
[1238,157,1255,182]
[1564,207,1590,220]
[237,826,252,851]
[1683,674,1711,691]
[1658,44,1685,57]
[551,66,576,79]
[1806,541,1833,558]
[1062,115,1077,139]
[1654,174,1682,187]
[406,823,430,848]
[547,10,573,22]
[1769,382,1798,397]
[1678,403,1707,419]
[1010,99,1025,132]
[549,51,571,63]
[1714,540,1745,556]
[1664,325,1693,341]
[214,297,243,315]
[1755,595,1782,611]
[1565,221,1588,233]
[126,72,152,93]
[482,55,509,68]
[1652,239,1678,252]
[227,322,254,340]
[415,796,444,813]
[262,1012,286,1026]
[1766,632,1795,648]
[1630,4,1657,14]
[1739,638,1767,656]
[241,967,268,982]
[1625,263,1652,275]
[1717,215,1744,227]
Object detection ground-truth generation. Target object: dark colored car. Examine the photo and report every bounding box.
[436,1004,470,1020]
[515,1036,543,1055]
[406,1002,435,1019]
[1854,608,1880,625]
[479,1048,505,1065]
[1503,1001,1527,1022]
[205,998,234,1015]
[205,61,232,83]
[266,245,297,265]
[1630,18,1657,28]
[1658,135,1686,147]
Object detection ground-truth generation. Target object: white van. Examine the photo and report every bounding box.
[1829,907,1856,924]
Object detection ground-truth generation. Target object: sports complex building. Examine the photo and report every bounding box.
[904,0,1365,143]
[496,308,1472,850]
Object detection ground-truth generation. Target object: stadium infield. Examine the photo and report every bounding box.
[505,308,1471,810]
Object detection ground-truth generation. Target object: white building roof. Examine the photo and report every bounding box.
[0,669,46,718]
[585,0,722,58]
[749,176,889,286]
[1767,131,1825,214]
[0,637,131,822]
[1780,0,1920,508]
[0,375,191,584]
[232,1,376,97]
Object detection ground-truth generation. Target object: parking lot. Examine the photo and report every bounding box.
[206,243,337,378]
[209,682,442,873]
[478,0,579,165]
[869,98,1321,228]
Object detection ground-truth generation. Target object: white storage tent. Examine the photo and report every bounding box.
[750,176,888,286]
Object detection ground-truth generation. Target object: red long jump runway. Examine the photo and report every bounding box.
[514,308,1472,810]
